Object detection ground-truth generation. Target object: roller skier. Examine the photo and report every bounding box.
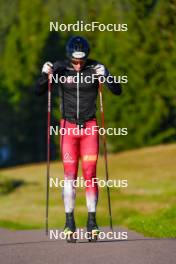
[36,36,122,242]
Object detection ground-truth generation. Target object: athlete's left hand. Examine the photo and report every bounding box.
[94,64,108,77]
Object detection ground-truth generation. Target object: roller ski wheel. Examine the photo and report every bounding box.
[88,229,100,242]
[64,227,76,243]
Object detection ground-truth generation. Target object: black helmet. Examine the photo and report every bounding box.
[66,36,90,60]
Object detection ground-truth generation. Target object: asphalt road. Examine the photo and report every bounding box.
[0,227,175,264]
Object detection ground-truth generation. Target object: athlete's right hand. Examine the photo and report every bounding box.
[42,62,53,74]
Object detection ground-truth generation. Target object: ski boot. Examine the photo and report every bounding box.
[64,212,76,243]
[87,212,100,242]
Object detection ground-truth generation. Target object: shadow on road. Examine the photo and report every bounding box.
[0,237,175,247]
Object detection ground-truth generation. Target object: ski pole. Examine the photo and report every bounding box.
[98,81,113,231]
[46,70,52,235]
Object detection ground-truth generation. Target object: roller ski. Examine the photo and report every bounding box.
[64,213,76,243]
[87,212,100,242]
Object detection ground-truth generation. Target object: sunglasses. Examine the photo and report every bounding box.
[71,59,86,65]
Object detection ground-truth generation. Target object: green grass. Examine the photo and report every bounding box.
[0,143,176,237]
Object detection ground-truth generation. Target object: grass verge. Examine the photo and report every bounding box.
[0,143,175,237]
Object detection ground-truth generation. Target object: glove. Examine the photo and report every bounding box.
[42,61,53,74]
[94,64,108,77]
